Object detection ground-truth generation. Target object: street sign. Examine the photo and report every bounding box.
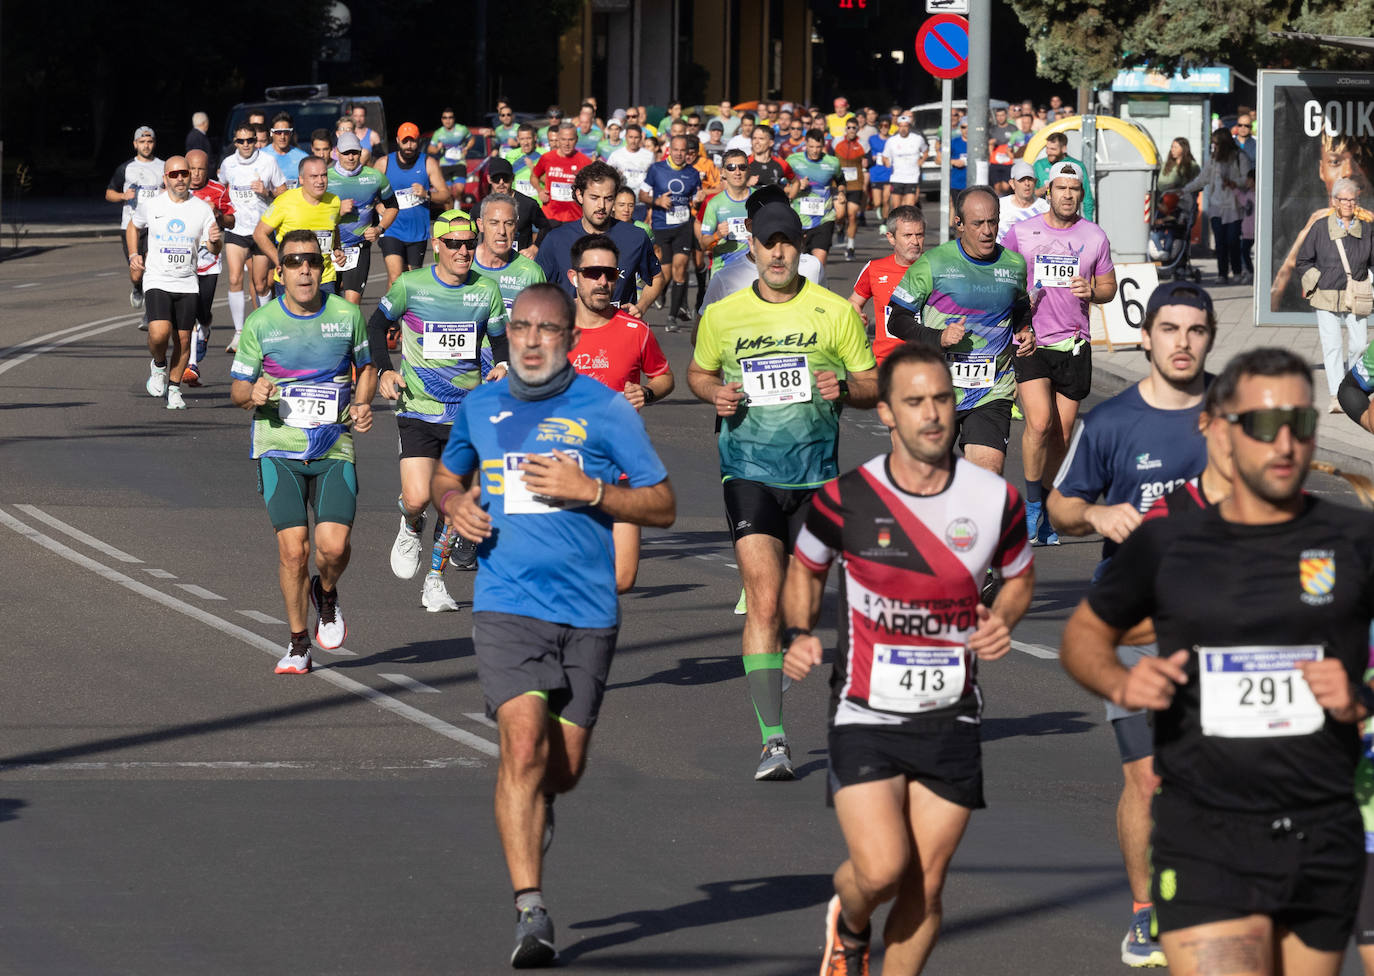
[915,14,970,81]
[926,0,968,13]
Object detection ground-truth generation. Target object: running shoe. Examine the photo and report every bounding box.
[421,573,459,612]
[821,895,871,976]
[734,588,747,615]
[166,386,187,410]
[451,535,478,571]
[274,639,312,675]
[1011,402,1024,421]
[510,905,557,968]
[195,327,208,364]
[1036,515,1060,547]
[755,734,794,781]
[310,575,347,650]
[1121,907,1167,967]
[130,285,144,309]
[390,514,424,579]
[182,363,202,387]
[845,244,855,262]
[1024,498,1042,542]
[146,360,169,397]
[225,333,240,354]
[664,321,680,334]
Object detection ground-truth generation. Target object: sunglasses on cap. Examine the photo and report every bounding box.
[577,265,622,281]
[165,169,190,179]
[272,127,293,134]
[281,252,324,269]
[438,237,478,251]
[1224,407,1318,443]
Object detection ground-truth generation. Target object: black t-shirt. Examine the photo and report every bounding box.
[747,155,790,189]
[1089,497,1374,812]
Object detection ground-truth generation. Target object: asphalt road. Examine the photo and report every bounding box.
[0,230,1365,976]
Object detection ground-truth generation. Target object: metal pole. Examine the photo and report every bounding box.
[1082,113,1096,223]
[966,0,990,186]
[940,77,952,243]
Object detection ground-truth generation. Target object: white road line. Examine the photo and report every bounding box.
[379,673,442,694]
[0,316,142,378]
[14,505,144,563]
[175,583,225,600]
[96,271,120,277]
[144,568,176,579]
[237,610,284,625]
[464,712,498,730]
[0,507,499,759]
[1013,640,1058,660]
[0,757,483,772]
[14,282,38,289]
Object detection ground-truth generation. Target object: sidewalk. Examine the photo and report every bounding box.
[2,196,118,238]
[1090,278,1374,479]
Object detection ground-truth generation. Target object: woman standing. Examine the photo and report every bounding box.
[1183,130,1253,283]
[1157,138,1199,191]
[1297,178,1374,413]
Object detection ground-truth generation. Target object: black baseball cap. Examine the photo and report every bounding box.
[750,201,804,247]
[487,157,515,180]
[1142,280,1215,326]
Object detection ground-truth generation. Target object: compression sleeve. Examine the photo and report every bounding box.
[366,306,396,375]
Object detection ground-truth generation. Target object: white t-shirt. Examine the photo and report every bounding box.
[131,193,218,294]
[112,156,165,229]
[882,133,928,184]
[726,133,754,154]
[607,146,656,192]
[700,250,827,309]
[997,195,1050,245]
[218,151,285,234]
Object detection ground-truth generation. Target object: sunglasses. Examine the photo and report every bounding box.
[165,169,190,179]
[281,252,324,269]
[723,163,748,172]
[577,265,622,281]
[235,138,256,145]
[1225,407,1318,443]
[271,128,293,135]
[438,237,478,251]
[491,174,512,182]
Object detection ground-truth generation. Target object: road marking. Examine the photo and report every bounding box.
[237,610,284,625]
[144,568,176,579]
[0,757,484,772]
[96,271,120,277]
[380,673,442,694]
[0,314,143,378]
[0,506,499,759]
[175,583,225,600]
[14,282,38,289]
[14,505,144,563]
[1013,640,1058,660]
[318,645,357,657]
[464,712,498,730]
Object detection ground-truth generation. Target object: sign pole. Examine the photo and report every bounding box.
[940,77,952,243]
[966,0,990,186]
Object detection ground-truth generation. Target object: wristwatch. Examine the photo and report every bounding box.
[782,627,811,647]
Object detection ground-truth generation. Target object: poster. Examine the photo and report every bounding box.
[1258,71,1374,325]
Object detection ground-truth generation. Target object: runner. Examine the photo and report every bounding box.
[688,199,878,780]
[788,128,845,267]
[532,124,594,229]
[698,149,753,272]
[184,149,236,388]
[128,156,221,410]
[328,131,400,306]
[1047,281,1216,969]
[1034,130,1095,222]
[698,186,827,315]
[105,125,163,310]
[504,124,544,201]
[485,158,549,256]
[229,230,376,672]
[848,204,925,363]
[641,134,705,326]
[746,126,796,192]
[493,105,520,149]
[474,192,549,316]
[1004,160,1116,546]
[428,107,473,187]
[349,103,382,159]
[996,161,1049,245]
[267,112,309,191]
[566,232,674,592]
[882,114,928,213]
[885,186,1035,478]
[253,156,346,298]
[1061,346,1373,976]
[431,282,675,968]
[218,122,286,352]
[369,210,508,611]
[833,118,869,261]
[377,123,451,291]
[607,124,656,220]
[596,118,624,161]
[784,343,1034,976]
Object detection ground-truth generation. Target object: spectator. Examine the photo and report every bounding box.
[1234,112,1258,167]
[185,112,213,158]
[1158,137,1200,192]
[1183,128,1254,284]
[950,119,969,193]
[1047,94,1066,122]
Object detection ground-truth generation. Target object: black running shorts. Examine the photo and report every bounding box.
[653,223,695,257]
[397,415,452,460]
[1013,340,1093,401]
[144,290,197,332]
[336,241,373,295]
[955,397,1012,453]
[828,721,986,810]
[380,237,426,268]
[802,222,835,254]
[722,479,816,546]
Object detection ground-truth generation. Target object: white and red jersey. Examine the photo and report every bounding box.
[192,179,235,275]
[567,309,668,406]
[794,455,1031,727]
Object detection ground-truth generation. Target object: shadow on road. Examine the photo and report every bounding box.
[980,710,1096,741]
[0,798,27,822]
[607,654,739,691]
[330,637,475,668]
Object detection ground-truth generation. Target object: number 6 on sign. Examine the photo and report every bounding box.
[1090,262,1159,350]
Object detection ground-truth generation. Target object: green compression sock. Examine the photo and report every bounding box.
[743,652,785,743]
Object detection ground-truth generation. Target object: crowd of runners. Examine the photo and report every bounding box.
[103,95,1374,976]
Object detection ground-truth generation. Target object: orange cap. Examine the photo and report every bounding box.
[397,122,420,141]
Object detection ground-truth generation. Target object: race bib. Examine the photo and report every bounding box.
[726,217,748,240]
[337,245,361,272]
[232,187,257,207]
[137,185,160,200]
[551,182,574,202]
[800,196,827,217]
[946,353,996,389]
[502,451,583,515]
[279,383,342,428]
[842,166,859,182]
[666,205,689,225]
[160,246,193,269]
[741,355,812,406]
[443,146,463,162]
[313,230,335,254]
[394,189,423,210]
[1034,254,1078,288]
[421,321,477,360]
[867,644,967,713]
[1199,645,1326,738]
[514,179,535,197]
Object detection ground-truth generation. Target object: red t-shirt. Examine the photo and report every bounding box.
[533,150,593,222]
[853,254,913,363]
[192,179,235,275]
[568,309,669,404]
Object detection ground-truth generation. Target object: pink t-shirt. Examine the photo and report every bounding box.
[1003,214,1114,344]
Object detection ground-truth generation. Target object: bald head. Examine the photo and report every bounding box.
[163,155,191,200]
[185,150,209,189]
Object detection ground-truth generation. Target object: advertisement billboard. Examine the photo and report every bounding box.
[1258,70,1374,325]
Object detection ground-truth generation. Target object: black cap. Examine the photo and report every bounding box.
[487,157,515,180]
[750,201,804,247]
[1142,280,1215,326]
[746,184,789,218]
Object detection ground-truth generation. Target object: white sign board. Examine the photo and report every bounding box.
[926,0,969,13]
[1089,262,1158,349]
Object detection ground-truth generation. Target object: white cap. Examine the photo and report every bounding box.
[897,114,912,124]
[1047,160,1084,185]
[1010,161,1036,181]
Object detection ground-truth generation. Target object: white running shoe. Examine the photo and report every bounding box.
[146,360,169,397]
[274,644,312,675]
[130,286,144,309]
[166,386,187,410]
[390,514,424,579]
[310,575,347,650]
[225,333,240,354]
[422,573,459,612]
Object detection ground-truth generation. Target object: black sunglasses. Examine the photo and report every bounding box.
[235,138,256,145]
[723,163,748,172]
[439,237,478,251]
[577,265,622,281]
[1225,407,1318,443]
[281,252,324,269]
[165,169,190,179]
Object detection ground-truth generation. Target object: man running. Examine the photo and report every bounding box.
[219,122,286,352]
[607,124,656,220]
[698,149,753,272]
[129,156,221,410]
[1004,160,1116,546]
[785,344,1034,976]
[688,200,878,780]
[485,158,549,257]
[698,186,827,315]
[997,161,1050,245]
[369,210,508,611]
[267,112,309,191]
[428,107,473,187]
[533,124,594,229]
[640,134,705,326]
[105,125,163,310]
[431,283,675,968]
[1062,347,1373,976]
[1034,130,1095,221]
[1047,281,1215,968]
[834,119,869,261]
[849,205,925,363]
[788,128,845,267]
[474,193,548,316]
[567,233,675,592]
[882,114,928,213]
[329,132,399,305]
[253,156,346,298]
[184,149,236,387]
[377,123,451,290]
[229,230,376,672]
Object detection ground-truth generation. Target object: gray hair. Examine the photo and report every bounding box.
[480,192,518,221]
[191,111,209,128]
[557,122,577,135]
[1333,178,1361,201]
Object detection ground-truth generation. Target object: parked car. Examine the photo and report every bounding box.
[225,85,387,160]
[904,98,1011,191]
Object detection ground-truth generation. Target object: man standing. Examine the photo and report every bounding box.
[997,161,1049,245]
[641,135,705,325]
[229,230,376,672]
[328,132,399,306]
[1047,282,1216,968]
[185,112,213,158]
[688,200,878,780]
[533,124,594,228]
[1004,160,1116,545]
[370,210,509,612]
[184,149,236,388]
[128,156,221,410]
[105,125,164,310]
[431,284,675,968]
[377,123,452,290]
[1033,131,1095,222]
[218,123,286,352]
[849,205,925,364]
[785,345,1034,976]
[1234,111,1258,167]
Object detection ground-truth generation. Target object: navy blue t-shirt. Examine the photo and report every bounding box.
[535,219,662,309]
[1054,384,1207,561]
[641,160,703,230]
